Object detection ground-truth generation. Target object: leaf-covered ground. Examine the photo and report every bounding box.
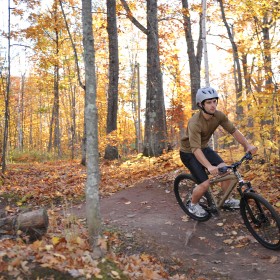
[0,149,279,279]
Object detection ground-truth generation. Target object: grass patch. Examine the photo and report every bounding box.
[8,149,62,163]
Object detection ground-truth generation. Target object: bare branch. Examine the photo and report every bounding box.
[119,0,148,35]
[59,0,85,90]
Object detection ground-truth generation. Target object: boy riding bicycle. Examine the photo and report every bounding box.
[180,86,257,217]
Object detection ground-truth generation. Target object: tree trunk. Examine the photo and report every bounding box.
[181,0,203,110]
[47,5,62,157]
[104,0,119,160]
[81,0,102,257]
[142,0,167,157]
[53,61,62,157]
[241,54,254,139]
[120,0,167,157]
[1,0,11,173]
[59,0,86,163]
[70,85,77,160]
[218,0,243,120]
[17,73,25,151]
[261,16,274,127]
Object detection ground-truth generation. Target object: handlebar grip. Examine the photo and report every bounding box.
[218,166,228,174]
[245,152,253,160]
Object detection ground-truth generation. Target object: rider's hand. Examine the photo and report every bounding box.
[207,165,218,176]
[246,145,258,154]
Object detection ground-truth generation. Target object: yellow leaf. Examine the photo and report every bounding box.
[52,236,61,245]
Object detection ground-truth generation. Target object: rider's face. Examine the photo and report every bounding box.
[203,99,218,114]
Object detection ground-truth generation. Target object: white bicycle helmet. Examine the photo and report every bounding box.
[196,86,219,104]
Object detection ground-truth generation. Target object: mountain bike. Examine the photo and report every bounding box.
[174,152,280,250]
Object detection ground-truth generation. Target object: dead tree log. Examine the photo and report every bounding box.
[0,208,49,241]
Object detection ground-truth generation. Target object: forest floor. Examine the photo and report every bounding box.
[87,172,280,280]
[0,149,280,279]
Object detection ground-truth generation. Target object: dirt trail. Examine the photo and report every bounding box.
[70,173,280,280]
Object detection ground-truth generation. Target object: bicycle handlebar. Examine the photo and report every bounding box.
[218,152,253,174]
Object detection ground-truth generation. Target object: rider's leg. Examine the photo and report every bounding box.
[180,148,224,204]
[191,179,210,204]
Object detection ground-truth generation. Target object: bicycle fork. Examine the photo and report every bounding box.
[239,182,268,227]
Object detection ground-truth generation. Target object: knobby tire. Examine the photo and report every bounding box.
[240,192,280,250]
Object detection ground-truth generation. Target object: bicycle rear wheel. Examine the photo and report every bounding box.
[174,174,212,222]
[240,192,280,250]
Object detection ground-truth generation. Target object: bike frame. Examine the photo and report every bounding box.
[208,173,238,209]
[208,162,255,210]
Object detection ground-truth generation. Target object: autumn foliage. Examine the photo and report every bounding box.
[0,0,278,162]
[0,0,279,277]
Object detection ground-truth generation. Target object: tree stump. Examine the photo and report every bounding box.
[0,208,49,241]
[104,145,119,160]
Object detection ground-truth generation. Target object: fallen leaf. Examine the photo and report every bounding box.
[181,216,189,222]
[269,256,278,264]
[141,201,148,204]
[223,239,233,244]
[52,236,61,246]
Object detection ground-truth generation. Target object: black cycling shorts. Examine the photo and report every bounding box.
[180,147,224,184]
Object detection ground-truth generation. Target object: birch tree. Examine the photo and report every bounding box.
[81,0,102,256]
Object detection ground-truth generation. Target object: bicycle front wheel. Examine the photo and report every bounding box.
[174,174,212,222]
[240,192,280,250]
